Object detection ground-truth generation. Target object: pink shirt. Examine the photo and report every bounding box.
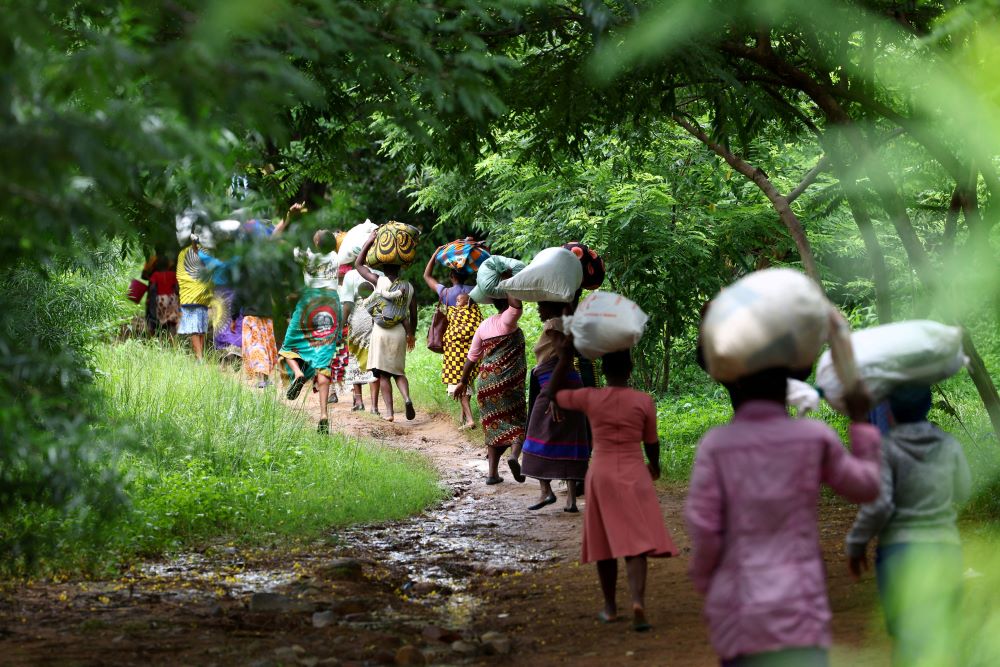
[467,306,522,361]
[684,400,880,660]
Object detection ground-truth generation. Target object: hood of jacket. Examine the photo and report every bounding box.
[888,421,944,461]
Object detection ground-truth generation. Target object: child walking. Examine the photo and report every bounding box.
[546,340,675,632]
[685,366,881,666]
[845,385,971,666]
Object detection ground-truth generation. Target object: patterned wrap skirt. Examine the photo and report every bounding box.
[278,287,343,380]
[441,304,482,385]
[329,323,350,383]
[477,329,527,452]
[522,357,591,481]
[242,316,278,376]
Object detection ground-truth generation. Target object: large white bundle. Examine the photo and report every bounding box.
[335,219,377,265]
[701,268,830,382]
[815,320,967,414]
[497,247,583,303]
[563,291,648,360]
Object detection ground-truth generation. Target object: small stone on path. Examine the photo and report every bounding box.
[317,558,364,582]
[450,640,479,656]
[480,631,511,655]
[250,593,315,614]
[394,645,426,665]
[312,611,335,628]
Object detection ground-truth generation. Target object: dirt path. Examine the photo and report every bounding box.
[0,388,892,666]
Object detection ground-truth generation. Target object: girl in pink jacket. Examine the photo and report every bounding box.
[685,368,881,666]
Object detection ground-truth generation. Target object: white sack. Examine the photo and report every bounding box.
[498,247,583,303]
[815,320,967,414]
[335,219,377,266]
[563,291,648,360]
[701,268,830,382]
[786,379,821,416]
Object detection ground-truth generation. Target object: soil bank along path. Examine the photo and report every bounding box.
[0,392,890,666]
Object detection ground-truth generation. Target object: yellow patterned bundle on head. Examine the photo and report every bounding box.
[335,230,346,252]
[366,221,420,267]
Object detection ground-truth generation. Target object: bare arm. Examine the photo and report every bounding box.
[271,201,305,237]
[452,359,478,400]
[406,290,418,349]
[353,231,380,285]
[423,250,442,294]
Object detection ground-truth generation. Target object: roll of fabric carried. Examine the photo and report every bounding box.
[435,238,490,275]
[562,241,606,290]
[365,221,420,267]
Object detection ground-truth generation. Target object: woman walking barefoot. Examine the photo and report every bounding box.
[546,341,676,632]
[423,252,481,429]
[453,294,527,485]
[354,232,417,422]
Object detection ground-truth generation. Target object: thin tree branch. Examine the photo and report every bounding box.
[672,114,819,281]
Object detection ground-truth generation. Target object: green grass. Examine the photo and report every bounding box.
[25,340,445,574]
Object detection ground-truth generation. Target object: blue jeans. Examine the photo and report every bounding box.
[875,542,963,666]
[722,648,828,667]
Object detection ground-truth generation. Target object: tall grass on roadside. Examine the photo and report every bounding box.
[65,340,445,570]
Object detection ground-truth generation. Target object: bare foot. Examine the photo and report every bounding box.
[383,414,395,422]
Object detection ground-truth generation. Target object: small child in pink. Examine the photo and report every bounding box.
[685,368,881,666]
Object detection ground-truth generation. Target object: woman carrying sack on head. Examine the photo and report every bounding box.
[355,230,418,422]
[423,250,481,430]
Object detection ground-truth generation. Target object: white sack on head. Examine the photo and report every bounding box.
[815,320,967,414]
[562,291,648,360]
[787,379,821,416]
[701,268,830,382]
[335,219,377,266]
[497,247,583,303]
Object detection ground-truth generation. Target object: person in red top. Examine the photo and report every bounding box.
[146,255,180,334]
[546,338,677,632]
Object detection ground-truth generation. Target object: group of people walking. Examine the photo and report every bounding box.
[139,212,970,666]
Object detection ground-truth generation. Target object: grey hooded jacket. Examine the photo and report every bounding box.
[845,422,971,558]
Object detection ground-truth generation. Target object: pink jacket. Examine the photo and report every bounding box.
[684,400,881,660]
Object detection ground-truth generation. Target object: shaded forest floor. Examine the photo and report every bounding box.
[0,387,894,666]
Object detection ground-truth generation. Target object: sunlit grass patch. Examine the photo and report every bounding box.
[35,340,445,573]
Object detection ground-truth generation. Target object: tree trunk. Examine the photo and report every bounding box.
[962,331,1000,439]
[659,323,671,394]
[842,188,894,324]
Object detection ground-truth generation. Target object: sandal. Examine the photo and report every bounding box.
[327,392,338,404]
[317,419,329,434]
[507,458,526,483]
[563,506,579,513]
[286,376,307,400]
[404,401,416,421]
[485,475,504,486]
[528,494,557,511]
[597,610,619,624]
[351,403,365,412]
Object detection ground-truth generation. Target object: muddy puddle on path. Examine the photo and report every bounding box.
[339,488,561,628]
